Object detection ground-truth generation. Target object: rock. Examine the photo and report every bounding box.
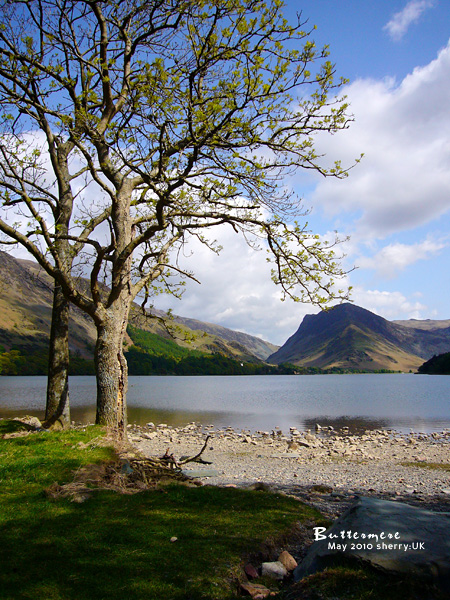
[240,582,272,598]
[297,441,311,448]
[13,415,42,430]
[244,563,259,579]
[181,468,219,478]
[278,550,298,571]
[294,496,450,594]
[261,561,288,580]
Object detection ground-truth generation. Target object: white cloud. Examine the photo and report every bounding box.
[156,225,320,345]
[384,0,435,41]
[309,41,450,241]
[351,288,427,320]
[357,237,448,278]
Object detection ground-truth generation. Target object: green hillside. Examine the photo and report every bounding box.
[0,250,277,375]
[125,325,282,375]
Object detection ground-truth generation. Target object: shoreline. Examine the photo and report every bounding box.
[130,422,450,518]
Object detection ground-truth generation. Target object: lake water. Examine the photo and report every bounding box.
[1,374,450,434]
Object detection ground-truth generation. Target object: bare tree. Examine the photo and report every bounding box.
[0,0,356,438]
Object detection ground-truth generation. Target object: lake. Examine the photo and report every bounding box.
[1,374,450,434]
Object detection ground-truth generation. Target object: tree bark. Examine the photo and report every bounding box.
[44,283,71,429]
[94,300,131,439]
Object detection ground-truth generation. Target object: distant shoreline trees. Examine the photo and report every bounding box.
[418,353,450,375]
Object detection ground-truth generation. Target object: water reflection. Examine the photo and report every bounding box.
[303,416,390,434]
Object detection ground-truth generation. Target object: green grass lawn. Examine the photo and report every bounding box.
[0,421,323,600]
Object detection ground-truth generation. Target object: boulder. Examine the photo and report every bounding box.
[278,550,298,571]
[244,563,259,579]
[261,561,288,580]
[294,496,450,593]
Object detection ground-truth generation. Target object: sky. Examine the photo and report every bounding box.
[154,0,450,345]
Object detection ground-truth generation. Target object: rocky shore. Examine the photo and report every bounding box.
[129,422,450,518]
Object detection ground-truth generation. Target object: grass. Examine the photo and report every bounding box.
[400,461,450,471]
[0,422,324,600]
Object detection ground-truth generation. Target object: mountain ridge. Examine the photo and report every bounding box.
[2,251,450,373]
[0,251,276,363]
[268,303,450,372]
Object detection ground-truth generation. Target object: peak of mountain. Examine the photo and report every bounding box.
[268,303,450,372]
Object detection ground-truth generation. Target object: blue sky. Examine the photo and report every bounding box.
[156,0,450,345]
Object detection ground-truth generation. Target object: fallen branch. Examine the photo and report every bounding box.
[178,435,211,465]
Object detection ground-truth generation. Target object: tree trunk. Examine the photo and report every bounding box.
[44,283,71,429]
[94,301,131,439]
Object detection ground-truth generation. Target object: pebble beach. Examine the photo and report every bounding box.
[129,422,450,518]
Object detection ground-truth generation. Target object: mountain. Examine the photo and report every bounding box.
[0,251,276,366]
[392,318,450,331]
[139,309,278,360]
[268,303,450,372]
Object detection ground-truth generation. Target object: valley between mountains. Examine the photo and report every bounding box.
[1,251,449,375]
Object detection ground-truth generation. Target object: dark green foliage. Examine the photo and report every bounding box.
[418,352,450,374]
[0,347,95,375]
